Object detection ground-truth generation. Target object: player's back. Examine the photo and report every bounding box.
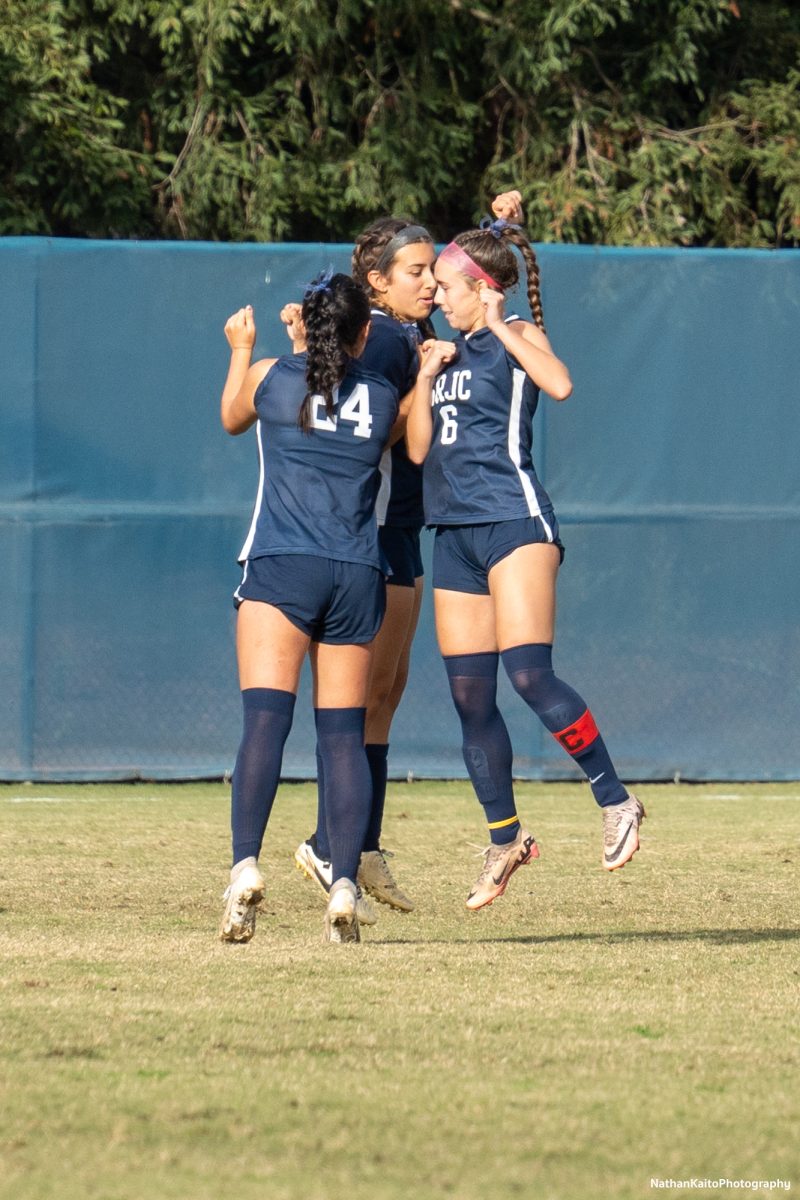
[239,353,398,568]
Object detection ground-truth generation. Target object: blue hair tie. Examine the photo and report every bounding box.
[479,216,520,239]
[303,266,335,297]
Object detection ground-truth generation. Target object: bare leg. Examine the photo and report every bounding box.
[488,542,560,650]
[236,599,310,692]
[365,579,423,743]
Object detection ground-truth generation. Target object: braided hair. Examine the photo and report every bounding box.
[352,216,436,339]
[298,272,370,434]
[452,222,546,334]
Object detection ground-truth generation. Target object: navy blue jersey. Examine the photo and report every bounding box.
[363,309,424,528]
[239,353,398,569]
[422,322,555,527]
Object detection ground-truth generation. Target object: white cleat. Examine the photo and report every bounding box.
[324,879,361,944]
[296,840,377,924]
[294,839,333,897]
[220,861,265,943]
[602,793,646,871]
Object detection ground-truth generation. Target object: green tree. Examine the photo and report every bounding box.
[0,0,154,236]
[480,0,800,245]
[1,0,798,244]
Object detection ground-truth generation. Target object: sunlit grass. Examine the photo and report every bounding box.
[1,781,798,1200]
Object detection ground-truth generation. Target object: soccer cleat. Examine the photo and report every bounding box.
[466,829,539,911]
[602,793,645,871]
[358,849,415,912]
[355,886,377,926]
[295,839,377,925]
[324,879,360,944]
[294,838,333,898]
[219,862,265,943]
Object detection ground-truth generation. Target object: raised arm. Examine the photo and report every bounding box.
[220,305,276,435]
[405,339,458,464]
[491,190,524,224]
[481,288,572,401]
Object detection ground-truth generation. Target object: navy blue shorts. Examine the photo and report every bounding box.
[234,554,386,644]
[379,525,424,588]
[432,515,565,595]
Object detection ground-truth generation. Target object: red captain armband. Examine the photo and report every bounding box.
[552,709,599,756]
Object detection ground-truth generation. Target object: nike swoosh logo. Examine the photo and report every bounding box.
[491,840,536,885]
[312,864,331,889]
[605,820,635,863]
[590,773,605,784]
[491,858,518,887]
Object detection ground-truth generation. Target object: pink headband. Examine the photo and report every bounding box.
[437,242,501,291]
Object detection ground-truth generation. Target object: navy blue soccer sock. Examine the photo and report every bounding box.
[443,652,520,844]
[314,707,372,884]
[231,687,296,865]
[312,744,331,862]
[501,644,627,808]
[362,743,389,852]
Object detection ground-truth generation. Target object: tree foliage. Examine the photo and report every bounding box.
[1,0,798,244]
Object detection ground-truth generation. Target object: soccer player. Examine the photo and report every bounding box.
[295,193,526,916]
[292,216,435,915]
[406,219,644,910]
[218,273,398,945]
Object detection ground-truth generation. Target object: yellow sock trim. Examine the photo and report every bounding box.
[487,814,519,830]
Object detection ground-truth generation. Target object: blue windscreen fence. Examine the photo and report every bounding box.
[1,238,798,781]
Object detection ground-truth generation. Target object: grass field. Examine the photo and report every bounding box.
[1,780,798,1200]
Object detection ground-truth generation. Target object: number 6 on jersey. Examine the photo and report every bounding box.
[439,403,458,445]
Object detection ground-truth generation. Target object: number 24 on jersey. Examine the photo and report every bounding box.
[310,384,373,438]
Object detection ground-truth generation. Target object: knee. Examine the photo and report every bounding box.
[443,652,500,725]
[367,663,399,719]
[505,665,553,707]
[447,676,498,728]
[386,660,410,710]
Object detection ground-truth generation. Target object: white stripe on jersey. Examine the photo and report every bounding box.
[375,446,392,526]
[238,420,266,561]
[507,367,554,539]
[233,557,250,602]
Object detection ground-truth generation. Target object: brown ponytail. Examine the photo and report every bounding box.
[452,222,547,334]
[299,273,370,433]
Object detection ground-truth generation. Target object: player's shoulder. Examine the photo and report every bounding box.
[254,354,311,422]
[253,354,289,400]
[260,351,305,381]
[506,316,549,347]
[368,308,403,331]
[368,310,418,348]
[276,351,307,370]
[348,358,400,398]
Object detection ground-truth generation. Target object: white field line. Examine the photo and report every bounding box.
[695,793,800,801]
[2,795,162,804]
